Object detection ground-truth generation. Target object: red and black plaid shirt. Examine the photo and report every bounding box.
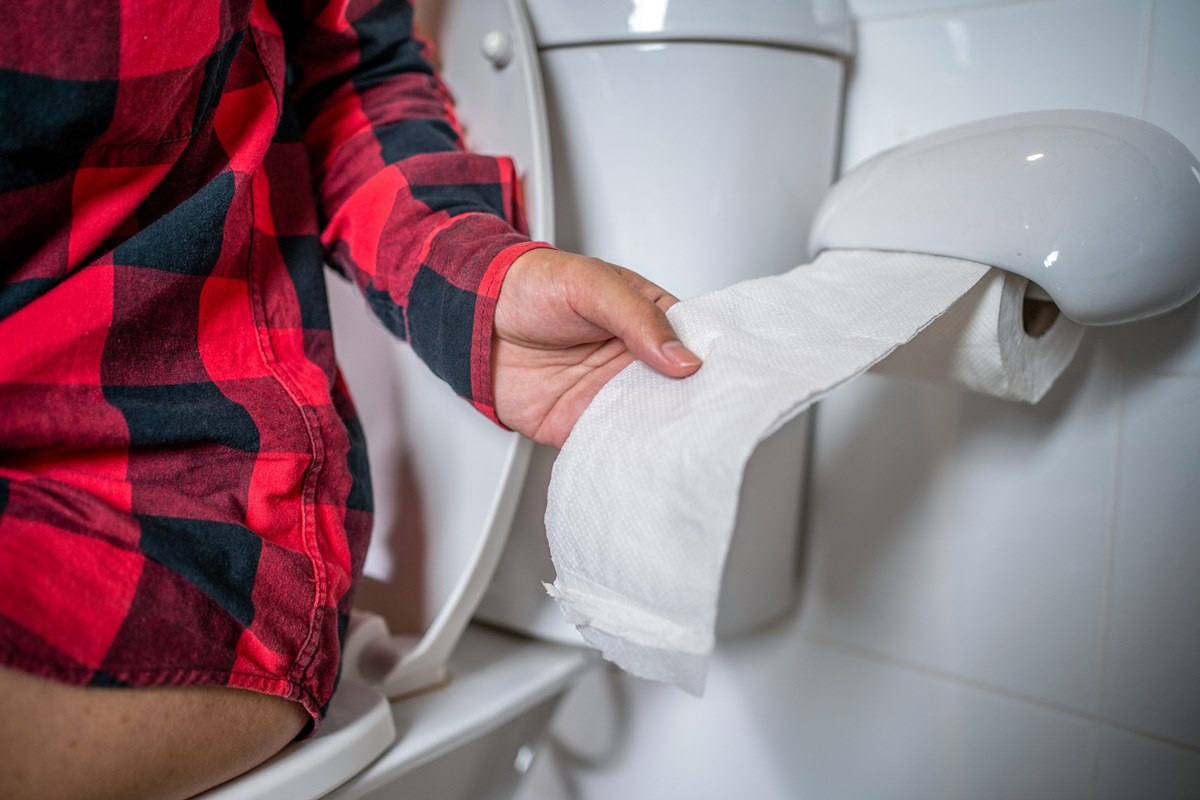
[0,0,544,729]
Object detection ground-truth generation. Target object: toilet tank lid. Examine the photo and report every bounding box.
[521,0,853,56]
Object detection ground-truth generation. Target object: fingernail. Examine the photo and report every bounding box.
[661,340,701,368]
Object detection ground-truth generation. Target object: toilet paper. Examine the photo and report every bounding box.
[543,250,1083,694]
[872,266,1084,401]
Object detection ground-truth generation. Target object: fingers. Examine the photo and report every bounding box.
[610,265,681,313]
[567,259,701,379]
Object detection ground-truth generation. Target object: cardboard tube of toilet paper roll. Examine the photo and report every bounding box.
[544,250,1082,695]
[873,269,1083,402]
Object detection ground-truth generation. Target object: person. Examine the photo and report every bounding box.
[0,1,701,797]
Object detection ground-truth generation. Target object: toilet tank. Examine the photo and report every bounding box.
[523,0,851,297]
[476,1,853,642]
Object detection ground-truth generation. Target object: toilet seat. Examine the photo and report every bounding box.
[327,625,594,800]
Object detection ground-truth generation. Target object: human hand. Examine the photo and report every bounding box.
[493,248,702,447]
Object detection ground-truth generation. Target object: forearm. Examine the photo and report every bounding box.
[278,0,548,419]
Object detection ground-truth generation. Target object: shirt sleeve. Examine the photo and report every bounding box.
[277,0,550,423]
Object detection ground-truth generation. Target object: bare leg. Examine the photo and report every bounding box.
[0,665,309,800]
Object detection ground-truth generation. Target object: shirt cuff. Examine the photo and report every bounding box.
[469,238,556,426]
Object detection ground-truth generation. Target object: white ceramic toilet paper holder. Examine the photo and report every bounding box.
[809,110,1200,325]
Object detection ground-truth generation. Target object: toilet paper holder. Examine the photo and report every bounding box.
[809,110,1200,326]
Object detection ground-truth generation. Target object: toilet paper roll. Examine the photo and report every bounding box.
[544,250,1082,695]
[873,268,1084,402]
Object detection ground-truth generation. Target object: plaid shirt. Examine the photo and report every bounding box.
[0,0,543,729]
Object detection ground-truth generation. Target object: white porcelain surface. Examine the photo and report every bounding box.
[329,625,594,800]
[840,0,1149,172]
[848,0,1028,19]
[498,2,1200,798]
[1144,0,1200,160]
[1101,375,1200,746]
[1096,726,1200,800]
[476,442,582,646]
[478,41,840,647]
[366,696,560,800]
[541,43,843,299]
[811,110,1200,324]
[524,632,1094,800]
[522,0,853,54]
[802,365,1119,713]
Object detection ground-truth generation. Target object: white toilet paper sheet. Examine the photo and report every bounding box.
[544,250,1082,694]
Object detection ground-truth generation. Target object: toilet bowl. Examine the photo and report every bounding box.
[199,1,1200,797]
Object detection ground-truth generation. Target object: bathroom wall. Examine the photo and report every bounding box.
[521,1,1200,798]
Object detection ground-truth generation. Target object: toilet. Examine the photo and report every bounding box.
[203,4,855,797]
[200,1,1200,798]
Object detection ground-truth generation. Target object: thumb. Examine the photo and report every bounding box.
[569,261,702,378]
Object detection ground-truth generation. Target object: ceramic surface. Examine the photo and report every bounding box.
[1095,726,1200,800]
[811,109,1200,325]
[1102,375,1200,746]
[840,0,1149,172]
[523,634,1095,800]
[802,367,1119,713]
[1144,0,1200,159]
[522,0,852,53]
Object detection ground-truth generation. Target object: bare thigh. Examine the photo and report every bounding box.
[0,666,309,800]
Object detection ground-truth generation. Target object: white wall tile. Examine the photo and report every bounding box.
[802,363,1119,712]
[1114,301,1200,378]
[536,634,1095,800]
[522,1,1200,796]
[1143,0,1200,158]
[1102,375,1200,746]
[1096,726,1200,800]
[840,0,1150,171]
[730,637,1096,800]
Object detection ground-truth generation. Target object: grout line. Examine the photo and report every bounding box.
[1077,351,1200,383]
[1088,723,1102,800]
[1136,0,1156,119]
[801,628,1100,720]
[1090,368,1126,797]
[1102,719,1200,756]
[799,629,1200,756]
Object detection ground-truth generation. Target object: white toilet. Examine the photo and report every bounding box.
[200,1,1200,797]
[203,4,856,797]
